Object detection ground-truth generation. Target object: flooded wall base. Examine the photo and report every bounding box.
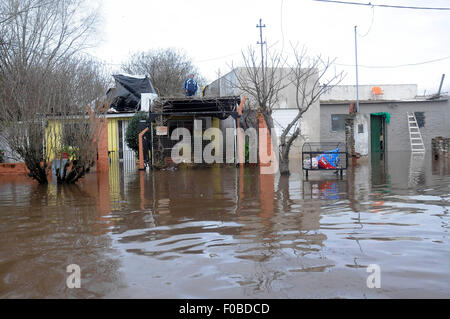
[432,136,450,159]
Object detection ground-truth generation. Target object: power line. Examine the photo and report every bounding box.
[313,0,450,10]
[336,55,450,68]
[357,5,375,37]
[195,52,240,63]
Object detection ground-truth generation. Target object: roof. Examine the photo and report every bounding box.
[109,74,156,113]
[150,96,241,120]
[320,97,448,105]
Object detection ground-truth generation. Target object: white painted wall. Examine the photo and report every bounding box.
[208,67,321,158]
[354,114,369,156]
[321,84,418,101]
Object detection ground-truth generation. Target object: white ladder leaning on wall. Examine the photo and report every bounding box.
[407,112,426,153]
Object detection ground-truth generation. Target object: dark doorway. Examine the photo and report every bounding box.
[370,115,386,153]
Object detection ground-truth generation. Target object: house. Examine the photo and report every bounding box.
[105,74,157,168]
[205,67,321,158]
[147,96,241,167]
[320,84,450,153]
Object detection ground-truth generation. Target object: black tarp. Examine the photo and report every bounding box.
[110,74,156,112]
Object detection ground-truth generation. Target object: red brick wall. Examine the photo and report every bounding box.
[96,118,109,173]
[258,112,273,167]
[0,163,29,175]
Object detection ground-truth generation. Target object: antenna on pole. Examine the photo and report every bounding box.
[354,25,360,113]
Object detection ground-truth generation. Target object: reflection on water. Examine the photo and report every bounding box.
[0,152,449,298]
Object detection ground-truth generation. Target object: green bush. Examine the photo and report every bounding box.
[125,111,148,153]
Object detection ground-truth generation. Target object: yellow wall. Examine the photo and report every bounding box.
[45,120,62,161]
[107,118,119,160]
[45,116,133,162]
[107,117,133,160]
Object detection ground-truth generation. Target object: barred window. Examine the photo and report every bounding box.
[331,114,348,131]
[414,112,425,128]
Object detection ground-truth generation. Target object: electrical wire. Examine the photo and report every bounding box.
[335,55,450,68]
[357,5,375,37]
[313,0,450,11]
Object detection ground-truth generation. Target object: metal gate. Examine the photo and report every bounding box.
[118,120,136,172]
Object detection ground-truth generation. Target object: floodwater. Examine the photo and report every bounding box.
[0,152,449,298]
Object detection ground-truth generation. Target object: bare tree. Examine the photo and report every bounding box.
[232,46,290,130]
[0,0,106,184]
[229,45,344,175]
[121,48,206,97]
[278,46,345,175]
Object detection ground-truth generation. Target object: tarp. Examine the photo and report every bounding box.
[110,74,156,112]
[317,147,340,169]
[371,112,391,124]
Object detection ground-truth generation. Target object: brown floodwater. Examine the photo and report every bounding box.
[0,152,449,298]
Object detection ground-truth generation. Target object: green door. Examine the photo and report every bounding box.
[370,115,385,153]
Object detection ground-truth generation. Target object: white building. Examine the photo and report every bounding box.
[206,67,321,158]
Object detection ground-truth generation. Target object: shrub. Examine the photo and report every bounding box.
[125,111,148,153]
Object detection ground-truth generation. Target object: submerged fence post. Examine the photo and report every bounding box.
[139,127,149,170]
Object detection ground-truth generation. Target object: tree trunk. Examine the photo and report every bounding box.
[279,145,290,175]
[279,157,290,175]
[25,160,48,184]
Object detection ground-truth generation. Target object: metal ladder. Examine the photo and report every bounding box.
[407,112,425,153]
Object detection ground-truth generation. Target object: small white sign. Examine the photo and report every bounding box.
[156,126,168,135]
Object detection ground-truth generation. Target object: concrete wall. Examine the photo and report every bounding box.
[0,137,21,163]
[354,114,370,156]
[321,98,450,152]
[207,67,321,158]
[321,84,418,101]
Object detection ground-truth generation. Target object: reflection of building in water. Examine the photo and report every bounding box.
[344,159,372,213]
[108,160,121,211]
[432,156,450,176]
[408,153,426,187]
[146,167,239,216]
[370,152,388,187]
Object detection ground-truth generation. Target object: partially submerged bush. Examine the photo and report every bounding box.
[125,111,148,153]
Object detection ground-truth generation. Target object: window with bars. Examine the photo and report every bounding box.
[331,114,348,132]
[414,112,425,128]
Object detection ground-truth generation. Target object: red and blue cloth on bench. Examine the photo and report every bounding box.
[317,147,340,169]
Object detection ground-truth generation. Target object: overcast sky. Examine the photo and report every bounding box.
[89,0,450,95]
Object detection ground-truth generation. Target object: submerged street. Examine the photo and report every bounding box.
[0,152,449,298]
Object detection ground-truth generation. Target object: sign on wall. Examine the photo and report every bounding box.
[156,126,168,135]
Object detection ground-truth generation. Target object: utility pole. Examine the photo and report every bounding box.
[257,18,266,95]
[437,73,445,97]
[257,18,266,67]
[354,25,360,112]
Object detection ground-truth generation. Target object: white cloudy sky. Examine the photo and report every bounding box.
[89,0,450,95]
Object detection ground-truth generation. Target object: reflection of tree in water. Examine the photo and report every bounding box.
[0,181,123,298]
